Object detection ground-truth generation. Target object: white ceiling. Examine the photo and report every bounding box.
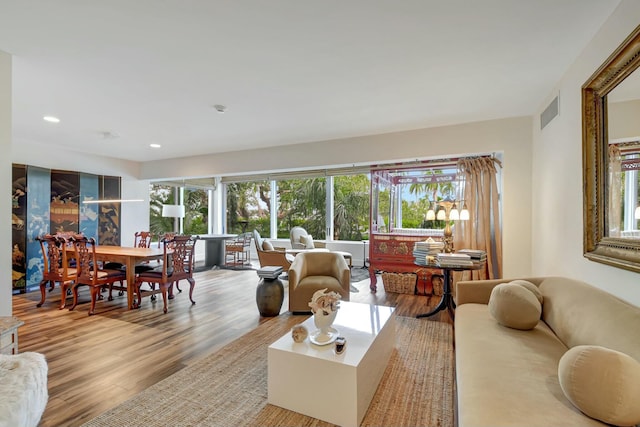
[0,0,620,162]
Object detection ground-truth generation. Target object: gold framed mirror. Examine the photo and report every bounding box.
[583,24,640,272]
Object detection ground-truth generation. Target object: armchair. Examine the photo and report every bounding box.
[252,229,295,271]
[288,251,350,313]
[289,226,326,249]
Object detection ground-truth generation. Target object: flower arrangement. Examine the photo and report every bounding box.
[308,288,341,316]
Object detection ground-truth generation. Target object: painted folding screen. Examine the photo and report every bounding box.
[98,175,121,245]
[25,166,51,291]
[12,164,27,291]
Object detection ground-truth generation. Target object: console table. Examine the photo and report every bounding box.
[0,317,25,355]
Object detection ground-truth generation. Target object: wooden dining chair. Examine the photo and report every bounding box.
[36,234,77,309]
[69,235,127,316]
[134,231,153,248]
[133,235,198,313]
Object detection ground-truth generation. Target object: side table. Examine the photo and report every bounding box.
[416,261,485,320]
[0,316,25,355]
[256,266,285,317]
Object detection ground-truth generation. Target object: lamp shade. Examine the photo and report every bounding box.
[460,208,470,221]
[426,209,436,221]
[162,204,185,218]
[436,209,446,221]
[449,208,460,220]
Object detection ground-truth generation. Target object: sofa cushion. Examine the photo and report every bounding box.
[511,279,543,305]
[558,345,640,426]
[300,234,315,249]
[262,240,274,251]
[488,283,541,330]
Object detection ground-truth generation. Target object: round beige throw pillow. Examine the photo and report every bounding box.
[558,345,640,426]
[510,279,543,305]
[488,283,541,330]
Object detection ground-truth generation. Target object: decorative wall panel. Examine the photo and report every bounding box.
[50,170,80,234]
[98,176,121,245]
[11,165,27,291]
[25,166,51,291]
[79,173,99,241]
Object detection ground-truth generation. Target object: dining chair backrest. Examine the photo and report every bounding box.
[161,232,177,249]
[134,231,153,248]
[156,235,198,280]
[72,235,105,285]
[37,234,74,282]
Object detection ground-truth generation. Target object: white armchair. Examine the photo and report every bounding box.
[289,226,325,250]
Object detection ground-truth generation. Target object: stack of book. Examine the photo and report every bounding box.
[457,249,487,262]
[436,252,474,267]
[413,238,444,266]
[257,266,283,280]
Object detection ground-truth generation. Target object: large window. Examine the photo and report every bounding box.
[183,188,208,234]
[224,172,370,241]
[226,181,270,235]
[149,184,208,235]
[333,174,369,240]
[277,177,327,239]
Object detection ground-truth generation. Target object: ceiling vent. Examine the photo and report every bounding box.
[540,94,559,130]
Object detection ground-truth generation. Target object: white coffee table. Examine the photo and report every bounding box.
[267,301,396,426]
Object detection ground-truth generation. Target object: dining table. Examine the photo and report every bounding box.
[92,246,167,309]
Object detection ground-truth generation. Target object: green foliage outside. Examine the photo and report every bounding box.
[226,175,370,241]
[149,185,208,236]
[226,181,271,235]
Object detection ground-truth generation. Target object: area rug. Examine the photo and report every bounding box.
[350,267,370,284]
[81,314,454,427]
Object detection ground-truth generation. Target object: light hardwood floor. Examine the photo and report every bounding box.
[12,264,452,427]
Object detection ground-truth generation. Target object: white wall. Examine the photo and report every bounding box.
[1,51,11,316]
[142,116,534,279]
[532,0,640,306]
[609,99,640,140]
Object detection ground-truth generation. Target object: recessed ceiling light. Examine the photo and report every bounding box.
[149,143,161,148]
[43,116,60,123]
[212,104,227,113]
[100,131,119,140]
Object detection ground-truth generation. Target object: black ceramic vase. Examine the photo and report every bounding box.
[256,278,284,317]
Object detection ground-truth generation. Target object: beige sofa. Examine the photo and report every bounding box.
[455,276,640,427]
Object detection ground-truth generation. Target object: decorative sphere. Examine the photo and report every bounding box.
[291,325,308,343]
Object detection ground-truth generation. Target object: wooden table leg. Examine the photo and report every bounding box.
[126,258,136,309]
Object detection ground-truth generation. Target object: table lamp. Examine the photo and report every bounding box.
[162,204,185,233]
